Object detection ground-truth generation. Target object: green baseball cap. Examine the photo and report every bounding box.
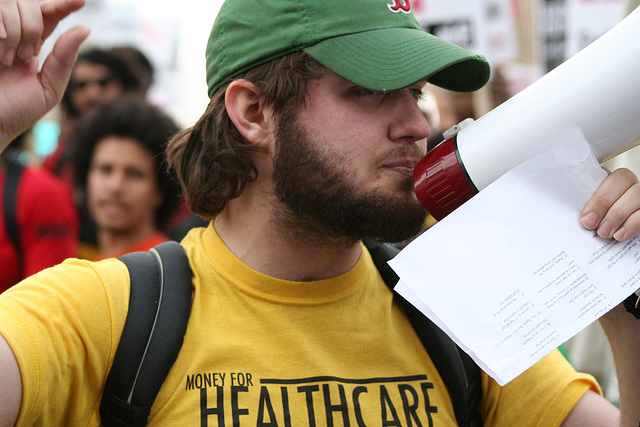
[206,0,490,98]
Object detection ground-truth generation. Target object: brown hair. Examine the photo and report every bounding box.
[166,52,327,218]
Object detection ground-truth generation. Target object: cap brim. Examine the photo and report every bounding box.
[305,27,490,92]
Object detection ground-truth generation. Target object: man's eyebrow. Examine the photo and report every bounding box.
[331,73,357,88]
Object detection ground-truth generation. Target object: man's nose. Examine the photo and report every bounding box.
[106,170,126,190]
[388,89,431,144]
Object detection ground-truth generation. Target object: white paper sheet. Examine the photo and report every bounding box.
[390,130,640,385]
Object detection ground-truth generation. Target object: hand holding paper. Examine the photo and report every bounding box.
[391,131,640,385]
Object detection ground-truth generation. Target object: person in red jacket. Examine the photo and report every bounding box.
[0,133,78,292]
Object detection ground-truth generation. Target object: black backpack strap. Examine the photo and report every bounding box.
[100,241,193,427]
[364,240,484,427]
[3,160,24,272]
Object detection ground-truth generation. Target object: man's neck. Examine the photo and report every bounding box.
[213,200,362,282]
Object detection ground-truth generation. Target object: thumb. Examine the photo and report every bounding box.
[39,25,90,110]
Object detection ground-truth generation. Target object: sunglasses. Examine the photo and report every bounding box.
[69,76,116,91]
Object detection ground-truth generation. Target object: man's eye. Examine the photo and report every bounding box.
[354,87,381,96]
[127,170,144,180]
[410,87,424,101]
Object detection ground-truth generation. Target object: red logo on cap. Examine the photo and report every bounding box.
[388,0,411,13]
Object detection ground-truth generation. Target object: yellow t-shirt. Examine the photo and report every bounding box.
[0,223,598,426]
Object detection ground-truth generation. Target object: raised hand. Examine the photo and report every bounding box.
[0,0,89,151]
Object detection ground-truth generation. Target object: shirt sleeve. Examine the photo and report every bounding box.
[0,258,130,424]
[480,349,601,427]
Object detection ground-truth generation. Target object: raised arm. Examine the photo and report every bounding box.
[599,302,640,427]
[0,1,87,424]
[0,0,89,152]
[0,334,21,427]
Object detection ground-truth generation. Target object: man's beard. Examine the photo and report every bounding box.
[271,117,427,246]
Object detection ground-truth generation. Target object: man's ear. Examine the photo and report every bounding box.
[225,80,273,148]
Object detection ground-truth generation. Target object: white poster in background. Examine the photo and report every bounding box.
[476,0,518,64]
[565,0,627,58]
[415,0,517,64]
[414,0,486,55]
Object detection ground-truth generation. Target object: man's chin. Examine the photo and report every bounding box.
[354,194,427,243]
[378,175,419,198]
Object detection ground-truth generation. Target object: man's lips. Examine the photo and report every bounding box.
[382,159,420,178]
[97,200,129,214]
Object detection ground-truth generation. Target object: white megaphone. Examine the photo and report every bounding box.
[414,6,640,221]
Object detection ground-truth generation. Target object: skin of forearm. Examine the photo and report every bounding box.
[600,303,640,427]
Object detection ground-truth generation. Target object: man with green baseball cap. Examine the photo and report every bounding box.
[1,0,640,425]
